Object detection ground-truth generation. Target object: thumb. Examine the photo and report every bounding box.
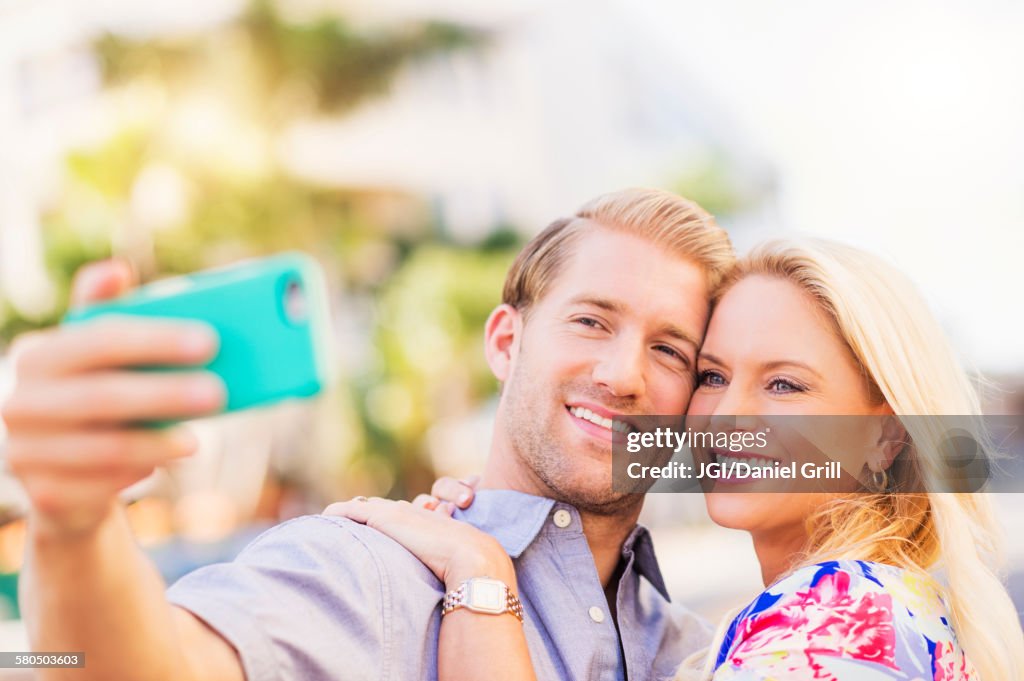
[69,259,138,309]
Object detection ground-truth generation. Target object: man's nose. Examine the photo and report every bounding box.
[591,335,646,399]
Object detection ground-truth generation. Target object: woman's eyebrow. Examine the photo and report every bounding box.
[760,360,824,380]
[695,355,822,380]
[697,351,726,366]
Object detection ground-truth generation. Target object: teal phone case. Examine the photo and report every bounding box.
[63,252,334,414]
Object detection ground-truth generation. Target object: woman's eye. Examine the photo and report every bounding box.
[697,370,726,387]
[574,317,603,329]
[767,377,805,394]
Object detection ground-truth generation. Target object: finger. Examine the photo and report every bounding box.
[1,372,226,427]
[432,501,456,517]
[412,494,440,511]
[5,427,198,477]
[70,259,137,309]
[16,318,219,378]
[430,476,476,507]
[23,468,157,520]
[460,474,481,489]
[323,499,374,523]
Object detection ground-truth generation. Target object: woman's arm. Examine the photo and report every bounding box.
[324,498,537,681]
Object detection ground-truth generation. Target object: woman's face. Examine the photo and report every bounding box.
[687,275,888,540]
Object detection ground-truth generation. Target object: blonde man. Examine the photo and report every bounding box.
[3,188,733,681]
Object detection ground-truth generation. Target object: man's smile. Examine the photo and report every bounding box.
[565,402,634,443]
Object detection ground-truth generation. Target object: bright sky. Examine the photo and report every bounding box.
[633,0,1024,372]
[1,0,1021,372]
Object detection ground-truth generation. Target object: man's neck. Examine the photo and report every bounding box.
[479,455,643,588]
[580,508,642,587]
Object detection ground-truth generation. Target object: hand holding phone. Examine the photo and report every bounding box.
[0,253,333,538]
[63,252,334,413]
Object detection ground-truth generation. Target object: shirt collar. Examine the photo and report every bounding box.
[455,489,672,602]
[622,524,672,602]
[454,489,555,559]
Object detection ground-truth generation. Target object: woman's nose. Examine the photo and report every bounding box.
[709,385,760,425]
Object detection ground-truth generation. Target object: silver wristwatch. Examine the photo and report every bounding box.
[441,577,524,623]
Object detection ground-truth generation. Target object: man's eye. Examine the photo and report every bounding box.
[697,370,726,387]
[574,317,603,329]
[655,345,685,362]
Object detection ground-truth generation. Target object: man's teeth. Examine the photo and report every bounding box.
[569,406,630,432]
[714,453,777,469]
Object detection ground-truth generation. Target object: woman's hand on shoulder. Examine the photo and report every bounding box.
[411,475,480,513]
[323,491,512,591]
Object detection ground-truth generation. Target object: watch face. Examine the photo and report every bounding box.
[466,579,505,614]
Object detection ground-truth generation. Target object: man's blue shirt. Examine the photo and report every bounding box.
[167,489,710,680]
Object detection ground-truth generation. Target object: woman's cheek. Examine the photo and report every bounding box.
[686,390,718,416]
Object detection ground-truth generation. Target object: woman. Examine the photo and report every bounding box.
[327,239,1024,680]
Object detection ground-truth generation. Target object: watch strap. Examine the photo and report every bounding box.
[442,579,524,623]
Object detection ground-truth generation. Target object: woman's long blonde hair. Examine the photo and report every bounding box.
[677,238,1024,681]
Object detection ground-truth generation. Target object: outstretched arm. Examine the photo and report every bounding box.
[4,260,243,681]
[324,498,537,681]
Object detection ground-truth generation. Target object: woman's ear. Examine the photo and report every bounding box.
[484,304,522,383]
[869,412,908,472]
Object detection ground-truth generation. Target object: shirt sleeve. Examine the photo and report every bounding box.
[166,515,391,681]
[711,563,911,681]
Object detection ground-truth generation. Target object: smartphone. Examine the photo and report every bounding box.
[63,252,335,414]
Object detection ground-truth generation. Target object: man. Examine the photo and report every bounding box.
[1,188,733,680]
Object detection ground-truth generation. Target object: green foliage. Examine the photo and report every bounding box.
[351,242,520,496]
[95,0,483,120]
[673,152,770,219]
[0,1,496,497]
[243,0,482,112]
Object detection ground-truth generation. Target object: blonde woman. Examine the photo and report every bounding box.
[326,239,1024,680]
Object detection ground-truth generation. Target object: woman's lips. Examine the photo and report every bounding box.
[711,449,782,465]
[708,449,784,486]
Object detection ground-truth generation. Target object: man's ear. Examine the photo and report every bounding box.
[484,304,522,383]
[869,411,908,472]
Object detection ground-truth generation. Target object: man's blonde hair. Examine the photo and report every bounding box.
[502,188,734,314]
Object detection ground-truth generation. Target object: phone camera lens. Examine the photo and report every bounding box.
[284,279,308,324]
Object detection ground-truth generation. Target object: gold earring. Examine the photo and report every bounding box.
[872,468,889,492]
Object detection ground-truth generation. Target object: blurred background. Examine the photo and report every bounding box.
[0,0,1022,655]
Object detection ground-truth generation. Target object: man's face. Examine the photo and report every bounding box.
[498,224,711,514]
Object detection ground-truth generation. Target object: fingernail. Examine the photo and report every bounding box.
[457,493,471,506]
[188,375,226,409]
[70,268,104,307]
[181,327,218,358]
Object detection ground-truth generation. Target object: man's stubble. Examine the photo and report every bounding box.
[501,339,643,517]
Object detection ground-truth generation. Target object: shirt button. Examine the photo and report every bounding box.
[588,606,605,623]
[552,509,572,528]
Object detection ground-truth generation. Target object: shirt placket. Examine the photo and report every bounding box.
[543,504,626,681]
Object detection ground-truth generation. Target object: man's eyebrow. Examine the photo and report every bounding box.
[567,295,625,313]
[658,325,701,351]
[568,295,700,350]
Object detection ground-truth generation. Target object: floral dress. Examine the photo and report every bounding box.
[712,560,978,680]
